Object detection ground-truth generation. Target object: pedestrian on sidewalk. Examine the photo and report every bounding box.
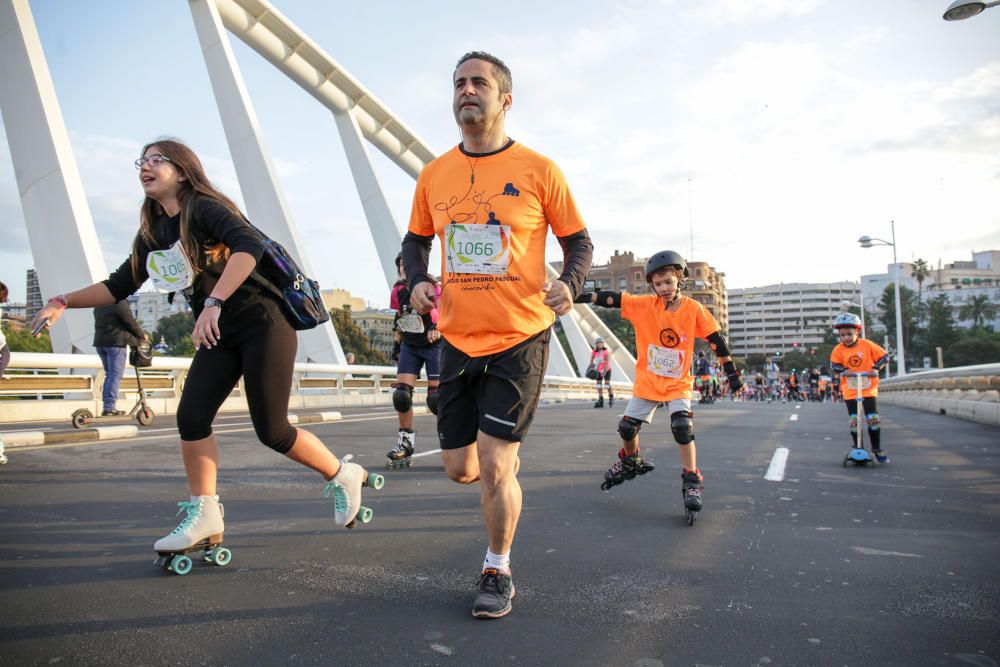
[93,301,146,416]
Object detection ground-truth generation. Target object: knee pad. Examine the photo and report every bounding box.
[849,415,859,433]
[392,383,414,413]
[866,413,880,431]
[617,416,642,441]
[670,411,695,445]
[426,386,439,415]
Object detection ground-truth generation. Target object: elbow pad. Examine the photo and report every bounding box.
[705,331,732,357]
[831,363,846,373]
[872,354,889,371]
[595,291,622,308]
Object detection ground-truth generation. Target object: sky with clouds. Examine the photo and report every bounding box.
[1,0,998,306]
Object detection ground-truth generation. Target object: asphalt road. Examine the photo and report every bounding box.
[1,399,998,666]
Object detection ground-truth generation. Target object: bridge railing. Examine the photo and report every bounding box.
[0,352,632,423]
[878,363,1000,426]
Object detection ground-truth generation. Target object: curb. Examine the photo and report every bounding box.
[1,425,138,448]
[287,411,343,425]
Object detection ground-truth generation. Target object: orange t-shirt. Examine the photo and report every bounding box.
[830,338,887,399]
[408,142,586,356]
[621,293,720,401]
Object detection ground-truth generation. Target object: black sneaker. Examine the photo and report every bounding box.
[472,568,515,619]
[101,410,125,417]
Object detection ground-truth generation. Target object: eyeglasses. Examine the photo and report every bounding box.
[134,154,172,170]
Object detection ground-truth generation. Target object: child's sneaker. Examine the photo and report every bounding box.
[873,449,889,464]
[472,568,515,619]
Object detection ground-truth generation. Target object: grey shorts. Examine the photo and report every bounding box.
[623,396,692,423]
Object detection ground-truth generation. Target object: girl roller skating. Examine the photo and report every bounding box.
[30,139,383,575]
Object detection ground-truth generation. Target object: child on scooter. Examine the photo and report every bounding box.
[829,313,890,463]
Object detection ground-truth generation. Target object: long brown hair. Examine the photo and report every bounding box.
[130,138,243,283]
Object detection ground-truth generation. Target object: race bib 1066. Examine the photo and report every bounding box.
[647,344,685,379]
[146,240,194,293]
[445,223,511,275]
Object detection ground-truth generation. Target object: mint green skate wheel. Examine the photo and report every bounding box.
[210,547,232,566]
[367,473,385,489]
[358,506,373,523]
[171,554,193,575]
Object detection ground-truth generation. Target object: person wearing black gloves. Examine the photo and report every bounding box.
[575,250,744,522]
[93,301,146,416]
[30,138,381,566]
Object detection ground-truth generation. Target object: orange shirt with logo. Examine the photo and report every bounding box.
[621,293,720,401]
[408,142,586,356]
[830,338,887,399]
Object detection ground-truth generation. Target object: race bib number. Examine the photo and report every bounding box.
[397,312,425,334]
[445,224,511,275]
[647,344,685,378]
[848,375,872,390]
[146,241,194,293]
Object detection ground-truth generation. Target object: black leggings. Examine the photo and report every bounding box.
[845,396,881,449]
[176,312,298,453]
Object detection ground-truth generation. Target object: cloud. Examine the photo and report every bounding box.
[682,0,827,24]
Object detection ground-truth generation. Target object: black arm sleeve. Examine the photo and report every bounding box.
[403,231,435,292]
[872,354,890,370]
[595,290,622,308]
[116,300,145,343]
[705,331,732,357]
[555,229,594,299]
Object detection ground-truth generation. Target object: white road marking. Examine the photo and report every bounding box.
[789,414,799,421]
[764,447,790,482]
[850,546,922,558]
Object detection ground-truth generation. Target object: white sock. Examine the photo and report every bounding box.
[483,548,510,573]
[190,495,219,503]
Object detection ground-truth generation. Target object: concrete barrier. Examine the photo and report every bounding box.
[879,363,1000,427]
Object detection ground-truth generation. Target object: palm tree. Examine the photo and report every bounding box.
[958,293,998,332]
[912,258,931,323]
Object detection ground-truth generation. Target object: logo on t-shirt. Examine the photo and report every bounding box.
[502,183,520,197]
[659,328,680,348]
[848,354,863,368]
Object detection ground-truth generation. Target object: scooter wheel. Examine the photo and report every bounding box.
[71,409,92,429]
[136,407,155,426]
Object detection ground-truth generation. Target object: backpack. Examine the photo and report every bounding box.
[244,223,330,331]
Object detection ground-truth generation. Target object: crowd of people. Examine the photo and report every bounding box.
[16,50,892,621]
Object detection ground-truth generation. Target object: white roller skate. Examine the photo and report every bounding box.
[153,495,230,575]
[323,460,385,529]
[0,437,7,465]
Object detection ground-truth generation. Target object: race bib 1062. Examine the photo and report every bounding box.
[146,240,194,293]
[647,344,685,379]
[445,223,511,275]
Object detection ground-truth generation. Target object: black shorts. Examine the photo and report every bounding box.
[595,369,611,382]
[436,328,550,450]
[845,396,878,416]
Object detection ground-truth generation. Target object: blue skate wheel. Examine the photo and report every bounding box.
[849,449,869,462]
[171,554,193,575]
[211,547,232,566]
[367,473,385,489]
[358,506,373,523]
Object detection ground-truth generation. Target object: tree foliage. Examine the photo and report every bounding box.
[328,307,390,366]
[154,312,197,357]
[2,325,53,353]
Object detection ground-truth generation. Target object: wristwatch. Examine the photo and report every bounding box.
[203,296,225,309]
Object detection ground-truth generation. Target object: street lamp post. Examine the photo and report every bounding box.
[859,220,906,376]
[942,0,1000,20]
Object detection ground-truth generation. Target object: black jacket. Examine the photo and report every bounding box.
[93,301,144,348]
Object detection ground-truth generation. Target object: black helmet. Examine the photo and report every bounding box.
[644,250,688,281]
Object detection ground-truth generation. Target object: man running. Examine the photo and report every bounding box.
[402,51,593,619]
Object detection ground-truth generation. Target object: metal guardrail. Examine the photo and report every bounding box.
[0,352,632,420]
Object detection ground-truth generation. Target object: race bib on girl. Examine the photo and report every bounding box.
[146,241,194,293]
[445,224,511,275]
[647,344,685,378]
